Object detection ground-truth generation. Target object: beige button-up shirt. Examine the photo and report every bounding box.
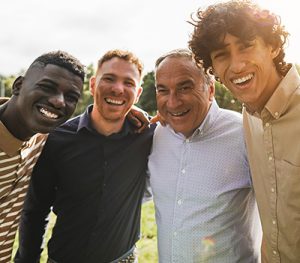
[243,65,300,263]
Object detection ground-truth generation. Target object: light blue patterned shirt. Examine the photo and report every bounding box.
[148,100,261,263]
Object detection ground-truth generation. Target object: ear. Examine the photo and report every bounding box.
[12,76,24,96]
[270,45,281,59]
[208,81,215,102]
[134,86,143,104]
[90,76,96,97]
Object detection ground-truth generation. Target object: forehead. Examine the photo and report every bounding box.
[98,57,141,81]
[25,64,83,92]
[156,57,202,83]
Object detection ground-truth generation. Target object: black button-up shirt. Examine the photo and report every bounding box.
[15,106,155,263]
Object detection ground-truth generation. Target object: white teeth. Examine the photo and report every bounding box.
[232,73,254,84]
[170,110,188,116]
[106,98,124,105]
[39,108,58,119]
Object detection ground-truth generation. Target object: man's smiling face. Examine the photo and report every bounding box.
[13,63,83,135]
[211,33,281,112]
[90,57,142,123]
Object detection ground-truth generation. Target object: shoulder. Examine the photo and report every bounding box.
[218,108,242,123]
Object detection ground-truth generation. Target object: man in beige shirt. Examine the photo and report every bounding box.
[189,0,300,262]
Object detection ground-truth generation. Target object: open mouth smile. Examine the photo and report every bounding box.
[232,73,254,85]
[38,106,59,119]
[105,98,125,106]
[169,109,190,117]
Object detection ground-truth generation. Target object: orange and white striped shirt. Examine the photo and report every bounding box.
[0,121,47,263]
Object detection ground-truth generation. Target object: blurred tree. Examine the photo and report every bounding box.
[214,81,242,113]
[73,63,95,116]
[137,71,157,116]
[0,74,15,97]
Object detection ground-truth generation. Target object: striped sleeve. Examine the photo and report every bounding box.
[0,134,47,263]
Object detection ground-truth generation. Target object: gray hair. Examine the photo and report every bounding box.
[154,48,212,89]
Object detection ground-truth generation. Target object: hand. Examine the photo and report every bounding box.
[128,105,150,133]
[150,111,166,126]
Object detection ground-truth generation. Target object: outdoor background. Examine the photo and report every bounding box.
[2,0,300,261]
[8,65,300,262]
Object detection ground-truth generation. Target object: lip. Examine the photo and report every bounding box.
[167,109,190,118]
[230,72,255,90]
[36,104,64,121]
[105,97,125,106]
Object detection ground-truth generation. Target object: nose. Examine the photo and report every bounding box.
[229,52,247,74]
[166,92,182,109]
[111,81,124,95]
[48,93,66,108]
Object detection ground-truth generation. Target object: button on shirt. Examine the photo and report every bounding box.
[243,64,300,263]
[15,105,154,263]
[149,100,261,263]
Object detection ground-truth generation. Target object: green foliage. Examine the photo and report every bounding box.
[0,74,15,97]
[214,81,242,112]
[137,71,157,115]
[72,63,95,116]
[137,201,158,261]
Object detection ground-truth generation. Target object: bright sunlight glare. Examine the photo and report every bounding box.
[254,0,300,64]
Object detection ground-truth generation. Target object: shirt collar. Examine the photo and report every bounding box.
[245,64,299,119]
[0,121,23,156]
[77,104,134,137]
[195,99,219,137]
[264,64,300,119]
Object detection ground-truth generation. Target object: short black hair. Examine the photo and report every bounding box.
[28,50,85,81]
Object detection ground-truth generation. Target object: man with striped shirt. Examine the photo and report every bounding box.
[0,51,84,262]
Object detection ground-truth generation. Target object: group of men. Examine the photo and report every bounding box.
[0,1,299,262]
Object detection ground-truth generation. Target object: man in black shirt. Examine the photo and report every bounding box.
[15,50,154,263]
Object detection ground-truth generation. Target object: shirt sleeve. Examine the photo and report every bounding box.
[14,139,56,263]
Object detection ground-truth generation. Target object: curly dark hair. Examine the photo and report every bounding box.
[189,0,289,76]
[28,50,85,81]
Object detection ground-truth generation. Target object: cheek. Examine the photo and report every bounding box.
[66,103,77,115]
[155,96,164,109]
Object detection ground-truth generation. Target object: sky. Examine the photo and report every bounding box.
[1,0,299,76]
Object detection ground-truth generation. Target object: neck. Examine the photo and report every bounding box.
[248,69,283,113]
[0,98,33,141]
[90,110,125,136]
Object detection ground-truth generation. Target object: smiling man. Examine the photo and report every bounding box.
[148,49,261,262]
[0,50,84,263]
[15,50,154,263]
[189,1,300,262]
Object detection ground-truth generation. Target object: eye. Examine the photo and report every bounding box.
[102,76,114,82]
[65,93,80,104]
[212,50,228,60]
[156,87,169,94]
[178,86,191,92]
[124,81,135,88]
[241,41,254,50]
[38,84,55,92]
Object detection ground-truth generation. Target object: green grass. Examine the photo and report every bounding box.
[12,201,157,262]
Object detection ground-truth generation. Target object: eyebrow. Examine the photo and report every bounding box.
[177,80,193,87]
[39,78,58,86]
[40,78,81,96]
